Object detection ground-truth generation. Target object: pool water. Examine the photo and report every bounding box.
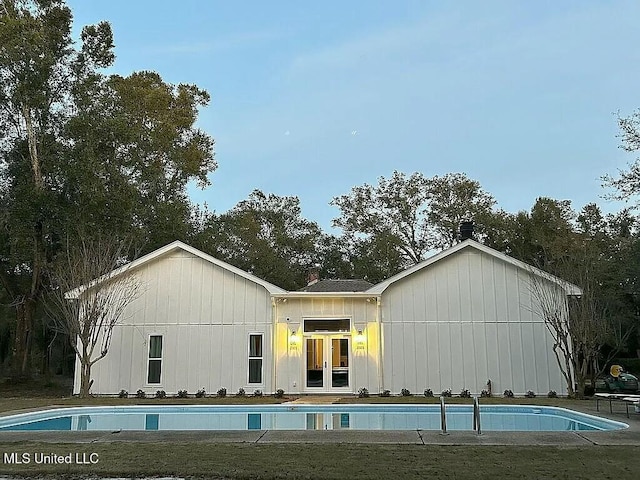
[0,405,628,432]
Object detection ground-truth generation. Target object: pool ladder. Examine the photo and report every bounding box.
[439,395,481,435]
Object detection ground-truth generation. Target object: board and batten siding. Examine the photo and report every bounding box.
[74,249,273,395]
[380,248,566,395]
[274,297,378,394]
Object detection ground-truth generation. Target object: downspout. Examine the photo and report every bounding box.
[376,296,384,393]
[271,297,278,394]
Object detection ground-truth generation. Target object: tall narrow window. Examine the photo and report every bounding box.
[248,334,263,384]
[147,335,163,384]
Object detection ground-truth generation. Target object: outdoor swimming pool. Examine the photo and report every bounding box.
[0,404,628,432]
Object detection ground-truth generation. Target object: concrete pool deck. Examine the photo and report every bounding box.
[1,397,639,446]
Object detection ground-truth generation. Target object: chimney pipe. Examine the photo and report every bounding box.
[460,221,474,241]
[307,268,319,286]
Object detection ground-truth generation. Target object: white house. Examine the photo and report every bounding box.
[72,239,580,396]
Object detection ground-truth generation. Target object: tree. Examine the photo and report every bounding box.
[526,272,578,397]
[603,110,640,201]
[331,171,496,274]
[527,247,635,398]
[316,233,406,284]
[426,173,496,249]
[331,171,430,266]
[46,235,141,398]
[199,190,321,290]
[0,0,102,375]
[483,197,576,269]
[0,0,215,375]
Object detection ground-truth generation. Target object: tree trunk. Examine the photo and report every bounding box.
[12,299,35,378]
[80,361,92,398]
[22,104,44,190]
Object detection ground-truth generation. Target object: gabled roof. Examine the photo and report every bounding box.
[66,240,286,299]
[365,239,582,296]
[299,279,374,292]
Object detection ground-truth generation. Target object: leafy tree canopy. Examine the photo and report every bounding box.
[331,171,496,274]
[197,190,321,290]
[0,0,215,374]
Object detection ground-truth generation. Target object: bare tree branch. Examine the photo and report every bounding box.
[45,235,142,397]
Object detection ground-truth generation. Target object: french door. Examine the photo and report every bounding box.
[305,336,351,392]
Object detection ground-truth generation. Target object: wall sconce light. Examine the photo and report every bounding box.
[289,330,300,348]
[354,329,366,349]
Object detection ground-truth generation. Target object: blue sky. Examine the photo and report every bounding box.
[66,0,640,231]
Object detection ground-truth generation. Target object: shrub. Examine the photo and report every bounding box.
[441,389,452,397]
[480,389,491,398]
[236,388,246,397]
[380,390,391,397]
[135,389,146,399]
[503,389,514,398]
[424,389,434,397]
[459,388,471,398]
[155,390,166,399]
[118,389,128,398]
[177,390,188,398]
[274,388,285,398]
[195,388,206,398]
[525,390,536,398]
[400,388,411,396]
[253,389,263,397]
[547,390,557,398]
[358,387,370,398]
[217,388,227,398]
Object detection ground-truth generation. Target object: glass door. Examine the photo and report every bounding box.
[330,338,349,388]
[306,338,324,388]
[305,336,350,391]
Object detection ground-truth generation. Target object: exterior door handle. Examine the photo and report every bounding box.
[324,362,327,368]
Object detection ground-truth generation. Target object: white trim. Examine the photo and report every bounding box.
[365,239,582,296]
[146,334,163,386]
[303,334,353,393]
[273,292,375,299]
[247,332,264,386]
[66,240,286,299]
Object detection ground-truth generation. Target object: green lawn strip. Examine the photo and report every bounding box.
[0,396,290,416]
[0,443,638,479]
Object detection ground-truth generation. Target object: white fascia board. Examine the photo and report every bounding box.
[365,239,583,296]
[65,240,286,299]
[273,292,378,299]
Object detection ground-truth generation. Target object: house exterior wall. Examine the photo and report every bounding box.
[73,241,574,398]
[379,247,567,395]
[73,250,273,395]
[274,297,379,394]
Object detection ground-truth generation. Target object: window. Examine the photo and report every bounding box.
[248,334,263,384]
[304,318,350,332]
[147,335,162,384]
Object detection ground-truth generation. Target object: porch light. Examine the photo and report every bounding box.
[289,330,300,348]
[354,330,366,349]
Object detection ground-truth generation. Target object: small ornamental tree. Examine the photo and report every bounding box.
[46,236,141,397]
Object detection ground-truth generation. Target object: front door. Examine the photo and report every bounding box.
[305,336,351,392]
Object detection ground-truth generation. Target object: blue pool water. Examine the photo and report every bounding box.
[0,405,627,432]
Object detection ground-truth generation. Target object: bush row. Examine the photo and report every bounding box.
[117,388,286,399]
[361,388,558,398]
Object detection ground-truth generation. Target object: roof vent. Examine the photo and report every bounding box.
[460,221,474,241]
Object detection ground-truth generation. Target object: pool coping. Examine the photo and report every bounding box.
[0,400,639,446]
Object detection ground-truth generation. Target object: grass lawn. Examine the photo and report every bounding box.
[0,442,639,479]
[2,380,639,479]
